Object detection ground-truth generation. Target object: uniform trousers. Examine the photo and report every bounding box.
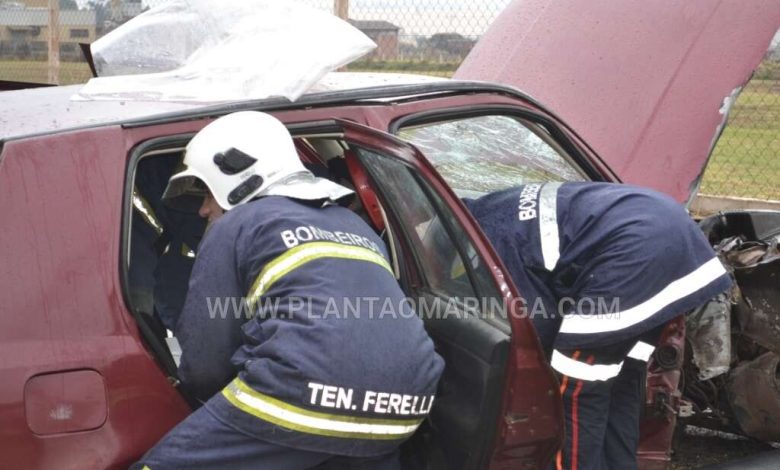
[130,404,400,470]
[554,325,666,470]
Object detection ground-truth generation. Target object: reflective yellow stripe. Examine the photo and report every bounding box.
[141,466,152,470]
[132,186,164,236]
[246,242,393,311]
[450,258,466,279]
[222,378,422,440]
[180,242,196,258]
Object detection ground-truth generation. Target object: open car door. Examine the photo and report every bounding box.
[333,119,563,469]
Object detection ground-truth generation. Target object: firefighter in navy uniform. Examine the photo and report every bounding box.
[132,111,444,470]
[462,182,731,470]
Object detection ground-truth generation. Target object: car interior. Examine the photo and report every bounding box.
[121,125,512,469]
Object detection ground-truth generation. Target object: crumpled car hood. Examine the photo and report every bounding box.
[456,0,780,203]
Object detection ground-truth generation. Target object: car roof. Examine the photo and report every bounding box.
[0,72,447,142]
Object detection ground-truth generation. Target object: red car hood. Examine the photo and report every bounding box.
[456,0,779,203]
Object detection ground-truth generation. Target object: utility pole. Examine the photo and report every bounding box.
[334,0,349,21]
[334,0,350,71]
[48,0,60,84]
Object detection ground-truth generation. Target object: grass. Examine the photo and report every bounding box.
[2,59,777,200]
[0,58,458,82]
[346,60,458,78]
[699,79,780,200]
[0,59,93,85]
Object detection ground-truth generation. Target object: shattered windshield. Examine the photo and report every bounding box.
[398,115,586,197]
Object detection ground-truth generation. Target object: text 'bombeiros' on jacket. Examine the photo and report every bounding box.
[176,196,444,457]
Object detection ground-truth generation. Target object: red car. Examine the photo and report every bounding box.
[1,2,778,469]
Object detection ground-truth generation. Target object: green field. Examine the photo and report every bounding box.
[0,59,458,84]
[0,59,93,85]
[348,60,458,77]
[699,80,780,201]
[2,59,777,200]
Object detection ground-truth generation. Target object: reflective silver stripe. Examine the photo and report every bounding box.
[627,341,655,362]
[551,350,623,381]
[222,378,422,440]
[538,182,562,271]
[560,257,727,335]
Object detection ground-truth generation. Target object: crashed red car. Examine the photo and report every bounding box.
[0,75,601,470]
[1,1,779,469]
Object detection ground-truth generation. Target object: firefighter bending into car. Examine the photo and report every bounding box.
[462,183,731,470]
[132,111,444,470]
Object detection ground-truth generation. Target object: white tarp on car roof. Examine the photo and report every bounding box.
[74,0,376,103]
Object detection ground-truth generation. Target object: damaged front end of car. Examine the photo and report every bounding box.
[683,211,780,442]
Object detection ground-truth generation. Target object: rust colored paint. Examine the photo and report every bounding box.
[456,0,780,202]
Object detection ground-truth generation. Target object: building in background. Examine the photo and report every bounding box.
[349,19,399,61]
[6,0,48,7]
[103,0,142,31]
[0,5,95,60]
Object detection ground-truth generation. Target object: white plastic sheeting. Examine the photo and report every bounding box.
[74,0,376,103]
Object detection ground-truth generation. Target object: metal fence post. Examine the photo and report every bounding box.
[48,0,60,84]
[334,0,349,20]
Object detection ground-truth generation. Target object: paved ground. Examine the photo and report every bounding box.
[672,426,779,469]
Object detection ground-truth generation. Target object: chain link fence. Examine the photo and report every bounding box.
[1,1,777,201]
[0,0,508,83]
[700,50,780,201]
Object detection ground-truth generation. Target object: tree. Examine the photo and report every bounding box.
[60,0,78,9]
[86,0,110,32]
[424,33,476,59]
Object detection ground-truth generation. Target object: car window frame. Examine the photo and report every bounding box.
[122,135,195,381]
[353,147,499,318]
[338,121,508,296]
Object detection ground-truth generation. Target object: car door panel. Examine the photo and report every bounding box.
[339,119,563,470]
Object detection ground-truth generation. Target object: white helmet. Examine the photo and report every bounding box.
[162,111,353,211]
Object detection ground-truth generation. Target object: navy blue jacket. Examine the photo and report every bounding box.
[463,182,731,351]
[177,196,444,457]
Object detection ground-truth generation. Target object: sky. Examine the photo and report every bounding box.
[74,0,513,36]
[73,1,780,44]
